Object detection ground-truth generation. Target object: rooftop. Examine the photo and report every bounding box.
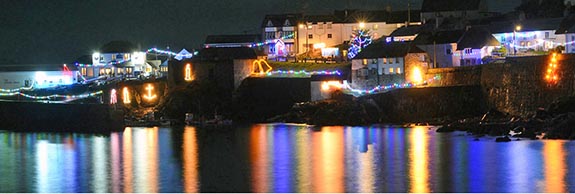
[353,41,424,59]
[421,0,484,12]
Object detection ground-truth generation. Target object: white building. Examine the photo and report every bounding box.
[78,41,155,80]
[488,18,566,55]
[0,64,79,89]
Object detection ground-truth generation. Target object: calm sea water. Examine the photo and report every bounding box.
[0,124,574,192]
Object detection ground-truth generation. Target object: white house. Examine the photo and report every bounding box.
[413,27,499,68]
[0,64,79,89]
[488,18,566,55]
[351,41,429,90]
[80,41,153,80]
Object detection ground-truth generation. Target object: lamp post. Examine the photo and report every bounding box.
[513,25,521,56]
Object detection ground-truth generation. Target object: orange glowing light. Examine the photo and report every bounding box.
[252,59,272,74]
[185,63,193,81]
[411,67,423,85]
[143,84,157,101]
[545,53,560,84]
[123,87,131,104]
[321,81,343,91]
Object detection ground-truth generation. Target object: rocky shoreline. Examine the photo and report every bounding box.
[270,93,575,140]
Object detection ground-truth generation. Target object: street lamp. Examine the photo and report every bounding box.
[513,25,521,56]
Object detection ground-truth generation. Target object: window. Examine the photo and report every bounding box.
[308,34,313,39]
[363,59,368,65]
[396,68,401,74]
[446,48,452,55]
[545,32,550,39]
[111,54,116,61]
[465,48,472,54]
[389,58,394,63]
[352,26,357,31]
[328,34,332,38]
[396,57,400,63]
[373,24,379,30]
[318,23,324,29]
[383,58,387,64]
[389,68,394,73]
[327,22,332,29]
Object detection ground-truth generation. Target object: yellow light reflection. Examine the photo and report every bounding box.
[250,125,269,192]
[358,129,375,193]
[295,127,311,193]
[542,141,566,193]
[409,126,430,193]
[147,128,159,193]
[312,126,344,192]
[122,128,133,193]
[92,137,108,193]
[321,81,343,91]
[183,126,199,193]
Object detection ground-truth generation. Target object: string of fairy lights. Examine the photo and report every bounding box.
[0,90,104,102]
[262,70,342,77]
[340,75,442,97]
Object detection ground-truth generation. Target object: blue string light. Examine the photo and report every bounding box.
[0,90,103,101]
[263,70,342,76]
[342,75,441,96]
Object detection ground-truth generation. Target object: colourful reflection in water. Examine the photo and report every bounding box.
[294,127,311,193]
[183,126,199,192]
[250,124,270,192]
[409,126,430,193]
[312,126,345,192]
[542,140,566,193]
[122,128,133,193]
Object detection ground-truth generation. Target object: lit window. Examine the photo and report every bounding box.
[396,68,401,74]
[363,59,368,65]
[383,58,387,64]
[389,68,394,73]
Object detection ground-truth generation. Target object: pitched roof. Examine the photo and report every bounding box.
[204,34,261,44]
[353,41,424,59]
[421,0,483,12]
[389,25,424,37]
[195,47,264,61]
[457,27,500,50]
[487,18,564,34]
[0,64,77,72]
[413,30,465,45]
[262,14,302,28]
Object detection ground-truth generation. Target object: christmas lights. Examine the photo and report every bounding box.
[252,59,273,74]
[348,29,372,59]
[262,70,341,77]
[341,75,441,97]
[185,63,193,81]
[123,87,131,104]
[143,84,157,101]
[0,90,103,100]
[544,53,560,84]
[110,89,117,104]
[249,33,295,48]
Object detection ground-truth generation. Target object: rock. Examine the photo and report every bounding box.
[495,136,511,142]
[436,126,455,133]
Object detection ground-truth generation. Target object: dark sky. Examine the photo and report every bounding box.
[0,0,520,64]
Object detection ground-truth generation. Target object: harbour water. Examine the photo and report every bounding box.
[0,124,574,192]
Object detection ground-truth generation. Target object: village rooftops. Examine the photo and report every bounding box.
[194,47,264,62]
[262,14,302,28]
[486,17,565,34]
[204,34,261,48]
[457,27,500,50]
[413,29,466,45]
[353,41,424,59]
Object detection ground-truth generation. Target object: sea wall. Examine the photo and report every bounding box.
[365,86,485,123]
[422,54,575,116]
[0,102,124,133]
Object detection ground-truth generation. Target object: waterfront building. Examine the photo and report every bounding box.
[81,41,156,80]
[350,41,429,90]
[261,14,301,60]
[0,64,79,89]
[487,17,566,55]
[169,47,265,97]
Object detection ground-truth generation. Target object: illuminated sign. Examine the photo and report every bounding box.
[252,59,272,74]
[185,63,193,81]
[123,87,131,104]
[110,89,117,104]
[143,84,157,101]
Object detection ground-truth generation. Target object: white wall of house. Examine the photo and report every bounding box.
[296,21,416,55]
[0,71,77,89]
[418,43,459,67]
[493,30,566,53]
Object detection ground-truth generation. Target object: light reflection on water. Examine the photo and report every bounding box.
[0,124,574,192]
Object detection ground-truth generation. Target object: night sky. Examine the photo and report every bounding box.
[0,0,520,64]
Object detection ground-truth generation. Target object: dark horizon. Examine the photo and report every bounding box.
[0,0,520,64]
